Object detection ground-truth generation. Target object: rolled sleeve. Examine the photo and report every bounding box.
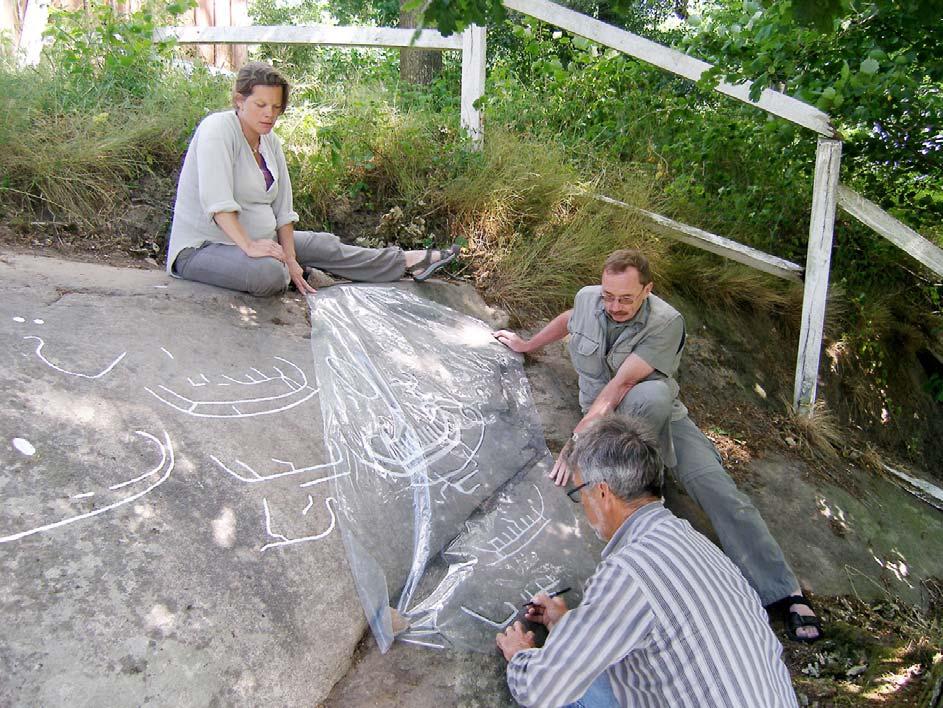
[271,137,299,228]
[633,316,684,377]
[506,559,653,707]
[195,116,241,220]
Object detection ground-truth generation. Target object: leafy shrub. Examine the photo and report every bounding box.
[42,0,194,107]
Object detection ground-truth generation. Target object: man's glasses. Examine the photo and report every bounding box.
[567,481,594,503]
[601,291,644,306]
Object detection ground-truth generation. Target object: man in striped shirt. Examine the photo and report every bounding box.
[496,416,798,707]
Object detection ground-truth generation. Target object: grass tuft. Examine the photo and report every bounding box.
[782,399,844,462]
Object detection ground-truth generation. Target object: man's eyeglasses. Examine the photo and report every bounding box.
[567,481,594,503]
[601,291,644,306]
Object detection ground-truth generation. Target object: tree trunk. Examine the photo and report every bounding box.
[398,0,441,85]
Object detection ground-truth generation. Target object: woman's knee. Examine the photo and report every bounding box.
[246,258,289,296]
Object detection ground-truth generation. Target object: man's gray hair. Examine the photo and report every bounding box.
[569,416,664,501]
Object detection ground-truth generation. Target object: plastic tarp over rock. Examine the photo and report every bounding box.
[309,285,600,652]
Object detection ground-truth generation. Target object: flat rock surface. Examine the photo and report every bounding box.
[3,253,942,707]
[0,254,510,706]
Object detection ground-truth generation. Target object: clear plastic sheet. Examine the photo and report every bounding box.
[310,285,600,652]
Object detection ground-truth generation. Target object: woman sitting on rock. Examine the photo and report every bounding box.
[166,61,459,296]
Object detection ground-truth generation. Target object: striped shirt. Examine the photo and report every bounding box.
[506,502,798,707]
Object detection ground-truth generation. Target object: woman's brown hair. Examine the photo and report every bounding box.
[233,62,290,111]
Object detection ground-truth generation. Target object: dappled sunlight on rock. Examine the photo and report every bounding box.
[870,548,912,587]
[230,302,258,326]
[816,495,851,536]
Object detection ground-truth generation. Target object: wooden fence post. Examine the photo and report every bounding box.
[460,24,486,149]
[17,0,49,66]
[793,137,842,414]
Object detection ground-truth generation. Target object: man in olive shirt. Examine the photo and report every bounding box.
[493,249,821,641]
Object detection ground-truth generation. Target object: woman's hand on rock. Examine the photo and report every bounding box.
[244,239,286,262]
[288,259,317,294]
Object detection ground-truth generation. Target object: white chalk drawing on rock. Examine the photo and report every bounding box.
[459,602,518,630]
[210,441,346,487]
[0,430,175,544]
[468,485,551,567]
[23,335,127,380]
[456,573,562,635]
[144,356,318,418]
[260,496,337,551]
[327,352,486,500]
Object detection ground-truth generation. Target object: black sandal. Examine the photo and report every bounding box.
[407,243,461,282]
[770,595,823,644]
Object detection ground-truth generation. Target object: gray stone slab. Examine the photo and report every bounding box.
[0,255,359,706]
[0,254,545,706]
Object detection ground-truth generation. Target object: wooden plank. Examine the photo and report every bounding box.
[593,194,804,281]
[502,0,834,137]
[838,185,943,278]
[794,138,842,413]
[214,0,232,68]
[230,0,249,69]
[17,0,49,66]
[883,464,943,513]
[194,0,215,69]
[154,25,464,50]
[461,25,487,148]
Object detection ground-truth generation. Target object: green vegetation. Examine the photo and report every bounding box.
[0,1,228,233]
[0,0,940,473]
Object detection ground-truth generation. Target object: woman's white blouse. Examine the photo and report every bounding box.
[166,110,299,272]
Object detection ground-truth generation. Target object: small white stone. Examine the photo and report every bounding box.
[12,438,36,456]
[32,319,44,324]
[12,316,25,323]
[753,382,767,399]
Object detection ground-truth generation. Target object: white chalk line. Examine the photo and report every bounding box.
[109,430,168,490]
[210,445,344,485]
[468,486,551,566]
[398,638,446,650]
[24,336,127,380]
[144,357,318,418]
[0,430,175,544]
[260,496,337,551]
[459,602,518,629]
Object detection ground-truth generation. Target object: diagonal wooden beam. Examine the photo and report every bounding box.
[592,194,804,281]
[838,185,943,278]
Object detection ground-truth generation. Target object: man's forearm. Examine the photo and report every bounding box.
[522,310,572,352]
[574,379,635,434]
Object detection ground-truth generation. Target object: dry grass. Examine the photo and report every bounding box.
[658,253,801,319]
[444,131,672,320]
[0,63,225,229]
[782,398,844,462]
[2,113,179,225]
